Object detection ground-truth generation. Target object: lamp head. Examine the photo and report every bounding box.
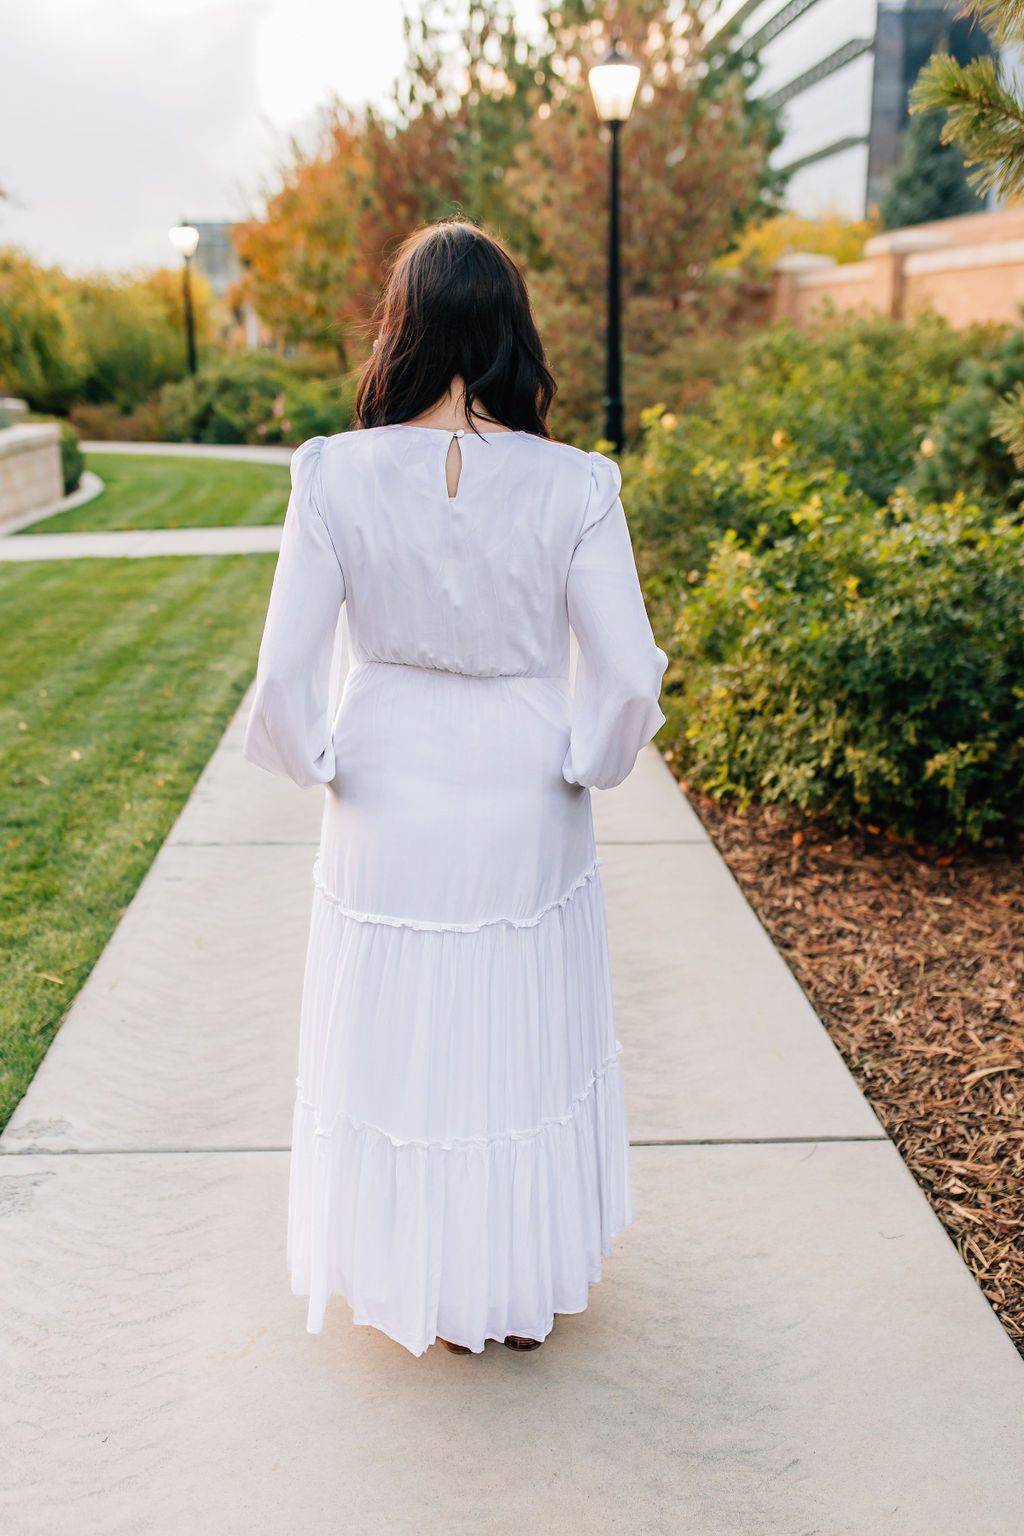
[588,40,641,124]
[168,223,199,259]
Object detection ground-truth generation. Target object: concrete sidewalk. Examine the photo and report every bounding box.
[79,440,295,465]
[0,525,283,560]
[2,682,1022,1532]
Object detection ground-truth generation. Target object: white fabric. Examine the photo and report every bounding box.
[243,424,668,1354]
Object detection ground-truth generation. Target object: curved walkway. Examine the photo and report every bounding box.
[79,439,294,465]
[0,525,282,560]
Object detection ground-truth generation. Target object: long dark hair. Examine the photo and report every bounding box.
[355,219,556,438]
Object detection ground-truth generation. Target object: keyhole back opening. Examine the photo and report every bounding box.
[446,430,464,500]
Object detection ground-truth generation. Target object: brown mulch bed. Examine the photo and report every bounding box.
[668,762,1024,1358]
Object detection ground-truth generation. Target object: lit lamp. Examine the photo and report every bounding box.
[168,222,200,375]
[588,42,640,454]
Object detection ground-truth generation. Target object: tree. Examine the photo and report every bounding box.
[227,0,783,440]
[394,0,555,257]
[0,248,84,412]
[356,107,464,304]
[62,267,216,410]
[231,107,374,369]
[230,1,543,361]
[912,1,1024,478]
[506,0,783,436]
[879,106,980,228]
[910,0,1024,200]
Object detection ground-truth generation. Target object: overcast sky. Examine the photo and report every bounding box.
[0,0,542,276]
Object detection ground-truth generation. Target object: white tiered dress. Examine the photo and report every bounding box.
[243,423,668,1355]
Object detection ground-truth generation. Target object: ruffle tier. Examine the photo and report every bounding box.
[288,857,634,1354]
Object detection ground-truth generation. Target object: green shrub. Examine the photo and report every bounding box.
[625,313,1024,843]
[160,352,355,445]
[22,412,84,494]
[909,327,1024,504]
[68,398,168,442]
[623,404,867,568]
[274,371,358,443]
[622,314,1007,554]
[659,494,1024,847]
[689,312,988,504]
[58,420,84,493]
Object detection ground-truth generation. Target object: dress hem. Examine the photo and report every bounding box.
[293,1208,636,1355]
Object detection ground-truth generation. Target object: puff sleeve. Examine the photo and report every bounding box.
[562,451,668,791]
[243,436,346,787]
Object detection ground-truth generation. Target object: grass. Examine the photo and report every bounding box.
[20,452,290,535]
[0,553,276,1132]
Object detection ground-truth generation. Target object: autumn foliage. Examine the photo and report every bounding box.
[227,0,782,442]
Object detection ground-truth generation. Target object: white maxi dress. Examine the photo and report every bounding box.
[243,423,668,1355]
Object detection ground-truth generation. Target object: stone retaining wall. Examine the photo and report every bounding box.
[0,423,63,528]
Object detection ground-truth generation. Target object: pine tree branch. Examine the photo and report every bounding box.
[990,380,1024,468]
[951,0,1024,48]
[911,53,1024,199]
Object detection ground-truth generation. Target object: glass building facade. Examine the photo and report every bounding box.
[708,0,992,218]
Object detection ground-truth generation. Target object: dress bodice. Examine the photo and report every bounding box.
[243,424,668,791]
[316,424,606,680]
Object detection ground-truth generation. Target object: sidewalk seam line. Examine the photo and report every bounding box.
[0,1134,891,1156]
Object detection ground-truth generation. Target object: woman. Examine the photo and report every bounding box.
[243,218,668,1357]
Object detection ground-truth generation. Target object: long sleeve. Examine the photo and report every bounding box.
[243,436,346,788]
[562,451,668,791]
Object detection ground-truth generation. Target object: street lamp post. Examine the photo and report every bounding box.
[168,222,200,375]
[588,42,640,455]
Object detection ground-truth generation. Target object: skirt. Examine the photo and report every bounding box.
[286,657,634,1354]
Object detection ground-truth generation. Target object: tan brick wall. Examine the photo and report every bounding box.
[773,208,1024,331]
[904,245,1024,328]
[792,264,881,320]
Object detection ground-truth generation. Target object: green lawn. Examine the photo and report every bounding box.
[19,452,290,535]
[0,553,276,1131]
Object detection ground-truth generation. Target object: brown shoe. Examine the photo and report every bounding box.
[438,1337,472,1354]
[503,1335,543,1351]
